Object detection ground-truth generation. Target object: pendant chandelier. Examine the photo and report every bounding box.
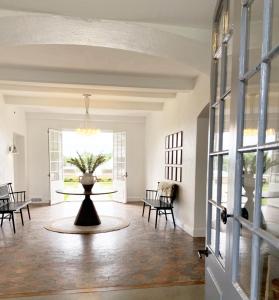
[76,94,100,136]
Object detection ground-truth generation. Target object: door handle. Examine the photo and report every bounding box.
[221,207,233,225]
[198,247,211,259]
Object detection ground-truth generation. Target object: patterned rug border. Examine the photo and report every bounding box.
[44,215,130,234]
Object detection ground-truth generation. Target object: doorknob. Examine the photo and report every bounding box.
[198,247,210,259]
[221,207,233,225]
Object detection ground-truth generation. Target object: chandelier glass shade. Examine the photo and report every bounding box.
[76,94,100,136]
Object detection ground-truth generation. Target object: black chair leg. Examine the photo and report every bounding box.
[27,205,31,220]
[142,202,146,216]
[164,209,167,221]
[1,213,3,227]
[155,209,159,229]
[20,209,24,226]
[171,208,176,227]
[11,213,16,234]
[148,206,151,222]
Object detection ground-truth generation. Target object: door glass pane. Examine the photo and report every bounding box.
[271,0,279,49]
[261,149,279,238]
[243,72,260,147]
[238,226,252,298]
[212,156,218,200]
[214,105,220,151]
[210,205,217,252]
[242,152,257,223]
[223,95,231,150]
[247,0,263,71]
[266,55,279,143]
[222,155,229,205]
[226,37,233,92]
[218,8,224,48]
[258,239,279,300]
[219,216,226,266]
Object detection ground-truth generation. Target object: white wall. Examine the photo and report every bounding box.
[145,74,209,237]
[26,113,145,203]
[0,95,27,185]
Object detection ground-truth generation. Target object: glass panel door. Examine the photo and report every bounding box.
[112,132,127,203]
[48,128,64,205]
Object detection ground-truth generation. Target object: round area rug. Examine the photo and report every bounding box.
[44,215,129,234]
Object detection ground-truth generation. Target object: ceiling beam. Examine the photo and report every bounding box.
[0,66,196,91]
[4,95,164,111]
[0,81,178,100]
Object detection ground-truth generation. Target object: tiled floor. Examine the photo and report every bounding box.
[0,201,205,298]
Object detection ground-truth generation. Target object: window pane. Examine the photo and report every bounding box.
[222,155,229,205]
[212,156,218,201]
[258,239,279,300]
[261,149,279,238]
[247,0,263,71]
[266,55,279,143]
[210,205,217,253]
[243,72,260,147]
[219,215,226,266]
[271,0,279,49]
[242,152,257,223]
[238,226,252,298]
[223,95,231,150]
[226,37,233,92]
[214,105,220,151]
[218,8,224,48]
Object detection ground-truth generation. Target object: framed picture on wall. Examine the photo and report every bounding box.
[169,151,172,164]
[169,167,173,180]
[177,167,182,182]
[173,133,177,148]
[165,151,168,164]
[172,167,177,181]
[173,150,177,165]
[165,166,168,179]
[165,136,168,149]
[177,149,182,165]
[169,134,173,149]
[177,131,183,147]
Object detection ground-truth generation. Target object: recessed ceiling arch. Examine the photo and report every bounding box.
[0,15,210,74]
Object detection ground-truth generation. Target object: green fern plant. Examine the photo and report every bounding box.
[67,152,110,174]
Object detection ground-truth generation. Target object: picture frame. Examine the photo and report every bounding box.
[173,150,177,165]
[173,133,177,148]
[177,131,183,148]
[169,151,173,164]
[166,135,169,149]
[177,149,182,165]
[172,167,177,181]
[165,151,168,164]
[177,167,182,182]
[169,167,173,180]
[169,134,173,149]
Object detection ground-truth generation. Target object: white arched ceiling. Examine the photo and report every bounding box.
[0,15,210,74]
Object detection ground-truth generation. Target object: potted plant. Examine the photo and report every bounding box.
[67,152,109,192]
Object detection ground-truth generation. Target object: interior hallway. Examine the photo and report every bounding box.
[0,202,205,299]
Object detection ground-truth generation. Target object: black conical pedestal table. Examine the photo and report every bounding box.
[56,189,117,226]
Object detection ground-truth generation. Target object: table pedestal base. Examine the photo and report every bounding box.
[74,195,101,226]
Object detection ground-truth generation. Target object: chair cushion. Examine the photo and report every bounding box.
[156,181,174,199]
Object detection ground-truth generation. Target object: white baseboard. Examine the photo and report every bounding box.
[127,196,142,202]
[176,218,205,237]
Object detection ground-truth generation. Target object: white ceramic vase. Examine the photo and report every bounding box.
[80,173,96,193]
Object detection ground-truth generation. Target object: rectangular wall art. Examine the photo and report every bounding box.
[164,131,183,182]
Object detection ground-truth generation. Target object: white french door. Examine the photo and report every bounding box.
[204,1,279,300]
[48,129,64,205]
[112,132,127,203]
